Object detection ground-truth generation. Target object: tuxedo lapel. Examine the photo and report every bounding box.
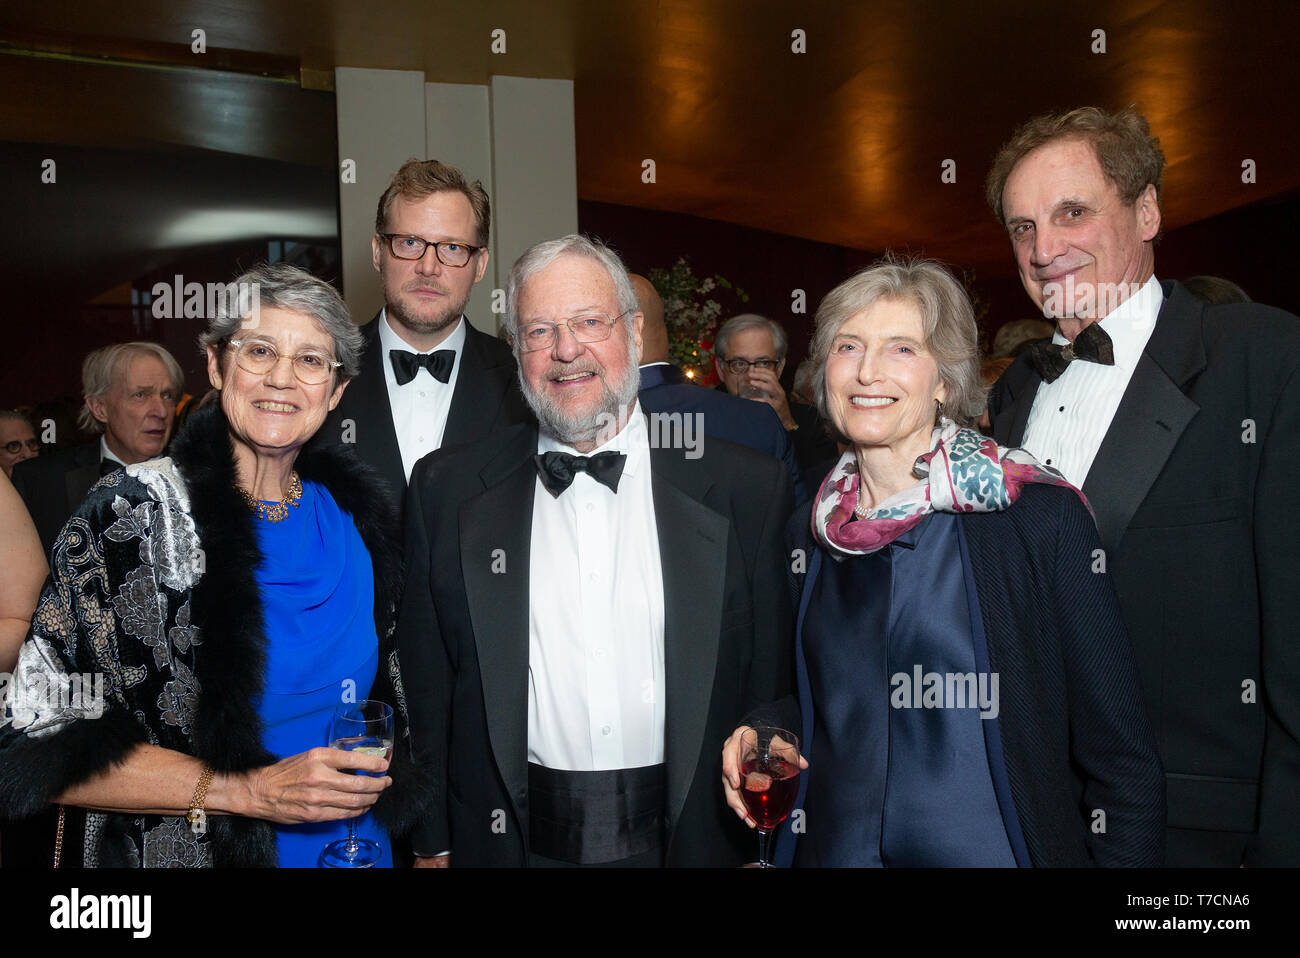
[460,428,538,841]
[992,361,1041,448]
[348,316,406,497]
[649,444,729,839]
[1082,289,1205,553]
[65,443,101,514]
[444,322,509,447]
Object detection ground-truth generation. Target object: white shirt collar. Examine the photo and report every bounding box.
[537,399,648,479]
[1051,275,1162,372]
[100,436,127,466]
[378,307,467,357]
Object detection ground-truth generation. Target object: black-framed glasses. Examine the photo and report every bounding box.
[722,357,779,374]
[228,339,343,385]
[379,233,484,267]
[3,438,40,454]
[516,311,628,353]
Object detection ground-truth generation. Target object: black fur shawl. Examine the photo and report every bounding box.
[0,401,431,867]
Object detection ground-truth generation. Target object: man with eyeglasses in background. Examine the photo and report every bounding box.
[713,313,837,482]
[0,411,40,478]
[325,159,529,515]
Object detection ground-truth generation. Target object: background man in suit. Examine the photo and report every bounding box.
[0,411,40,478]
[397,235,793,867]
[713,313,838,483]
[630,274,806,504]
[985,106,1300,865]
[13,341,182,558]
[325,159,529,513]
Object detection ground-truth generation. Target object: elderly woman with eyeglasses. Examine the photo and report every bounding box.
[721,256,1164,867]
[0,263,428,867]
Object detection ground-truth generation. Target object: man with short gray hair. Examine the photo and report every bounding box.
[713,313,837,479]
[13,341,182,558]
[395,234,793,867]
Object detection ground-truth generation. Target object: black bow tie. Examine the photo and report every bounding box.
[534,450,627,496]
[390,349,455,386]
[1026,322,1115,384]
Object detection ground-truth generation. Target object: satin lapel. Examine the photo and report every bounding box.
[650,445,729,838]
[65,444,100,513]
[444,323,503,447]
[460,433,537,837]
[995,363,1040,448]
[1082,292,1205,554]
[350,316,406,497]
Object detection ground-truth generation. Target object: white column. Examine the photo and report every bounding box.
[334,67,426,325]
[489,76,579,306]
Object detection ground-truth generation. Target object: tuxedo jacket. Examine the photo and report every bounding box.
[773,486,1165,867]
[11,441,104,560]
[988,280,1300,865]
[324,312,531,515]
[638,363,807,503]
[396,419,795,865]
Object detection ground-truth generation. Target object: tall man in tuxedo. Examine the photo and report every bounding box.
[13,341,183,559]
[985,106,1300,865]
[325,159,529,513]
[397,235,794,867]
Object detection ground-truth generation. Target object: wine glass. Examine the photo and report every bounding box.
[319,700,394,868]
[737,726,800,868]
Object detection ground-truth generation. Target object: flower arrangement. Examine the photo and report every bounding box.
[647,258,748,387]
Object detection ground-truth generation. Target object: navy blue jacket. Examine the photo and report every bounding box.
[639,363,807,504]
[765,482,1165,867]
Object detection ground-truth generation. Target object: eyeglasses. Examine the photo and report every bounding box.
[228,339,343,385]
[722,357,780,374]
[516,311,628,353]
[3,438,40,454]
[379,233,485,267]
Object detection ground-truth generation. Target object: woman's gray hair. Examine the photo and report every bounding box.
[76,342,186,434]
[713,313,788,362]
[199,262,361,379]
[503,234,640,346]
[808,254,984,429]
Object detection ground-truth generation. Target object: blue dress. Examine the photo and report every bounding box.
[251,479,392,868]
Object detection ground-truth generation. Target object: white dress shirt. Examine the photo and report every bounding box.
[527,403,666,771]
[377,309,465,481]
[1021,276,1163,487]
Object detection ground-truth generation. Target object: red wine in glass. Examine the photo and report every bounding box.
[737,727,801,868]
[739,757,800,830]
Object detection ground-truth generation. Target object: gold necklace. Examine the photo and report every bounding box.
[238,471,303,522]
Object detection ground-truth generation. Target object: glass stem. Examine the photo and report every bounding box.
[757,827,772,867]
[346,816,359,855]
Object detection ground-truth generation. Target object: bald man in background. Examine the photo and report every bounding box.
[633,275,806,504]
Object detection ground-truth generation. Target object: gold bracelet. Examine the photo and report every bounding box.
[186,764,215,835]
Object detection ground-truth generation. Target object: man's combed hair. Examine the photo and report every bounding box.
[375,158,491,248]
[984,106,1166,225]
[503,234,640,344]
[77,342,185,435]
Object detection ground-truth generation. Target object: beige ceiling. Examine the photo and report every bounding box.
[3,0,1297,269]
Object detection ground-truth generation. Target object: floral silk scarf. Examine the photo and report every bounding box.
[812,418,1087,558]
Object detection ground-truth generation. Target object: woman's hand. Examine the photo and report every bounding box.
[720,725,809,829]
[240,747,391,825]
